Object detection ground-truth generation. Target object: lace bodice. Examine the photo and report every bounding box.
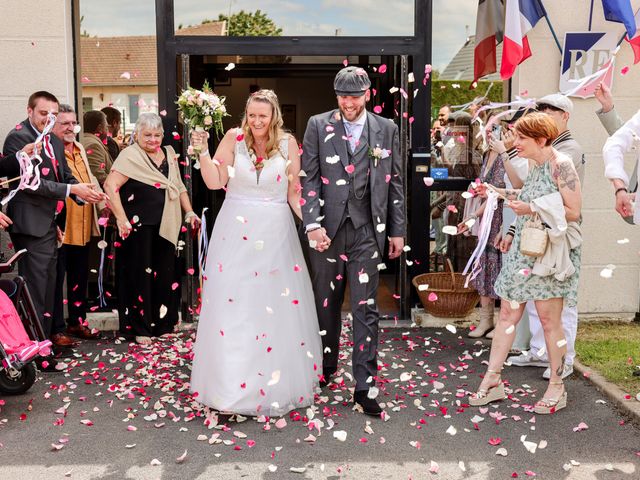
[226,129,290,203]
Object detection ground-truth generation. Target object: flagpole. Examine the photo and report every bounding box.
[539,0,562,53]
[588,0,595,31]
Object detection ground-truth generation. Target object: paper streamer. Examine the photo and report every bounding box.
[198,207,209,291]
[97,229,108,308]
[1,113,57,206]
[462,189,501,286]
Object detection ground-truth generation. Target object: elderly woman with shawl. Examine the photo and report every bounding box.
[104,113,200,345]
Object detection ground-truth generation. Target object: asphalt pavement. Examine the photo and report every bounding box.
[1,324,639,480]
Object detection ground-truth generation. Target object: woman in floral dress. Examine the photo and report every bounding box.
[468,113,582,415]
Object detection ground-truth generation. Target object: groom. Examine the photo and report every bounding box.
[301,66,405,416]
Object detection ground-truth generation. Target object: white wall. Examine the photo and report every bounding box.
[512,0,640,314]
[0,0,76,140]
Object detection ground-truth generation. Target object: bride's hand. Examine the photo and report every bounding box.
[190,131,209,153]
[308,228,331,252]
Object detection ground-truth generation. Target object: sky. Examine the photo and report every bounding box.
[80,0,476,71]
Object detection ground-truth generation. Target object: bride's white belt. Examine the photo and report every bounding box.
[225,193,287,204]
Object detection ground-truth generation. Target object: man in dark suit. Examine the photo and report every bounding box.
[0,145,39,229]
[301,67,406,416]
[2,91,106,362]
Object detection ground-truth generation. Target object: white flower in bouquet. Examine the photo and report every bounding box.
[176,80,229,151]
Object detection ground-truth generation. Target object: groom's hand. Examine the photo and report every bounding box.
[308,228,331,252]
[388,237,404,260]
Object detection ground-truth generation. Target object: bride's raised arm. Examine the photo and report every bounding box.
[194,128,236,190]
[286,134,303,220]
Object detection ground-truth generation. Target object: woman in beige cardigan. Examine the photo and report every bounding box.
[104,113,200,345]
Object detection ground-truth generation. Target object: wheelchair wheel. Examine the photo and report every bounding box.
[0,363,36,395]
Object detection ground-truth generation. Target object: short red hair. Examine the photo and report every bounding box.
[514,112,559,147]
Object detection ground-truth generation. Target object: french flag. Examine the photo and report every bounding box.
[473,0,505,83]
[602,0,637,39]
[500,0,546,80]
[625,8,640,64]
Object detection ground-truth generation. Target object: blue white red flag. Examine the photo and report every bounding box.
[500,0,546,80]
[601,0,637,39]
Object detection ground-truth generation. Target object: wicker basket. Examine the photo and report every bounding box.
[412,259,480,318]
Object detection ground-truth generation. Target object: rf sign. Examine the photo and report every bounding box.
[559,32,617,97]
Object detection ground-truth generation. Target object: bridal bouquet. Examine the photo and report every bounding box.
[176,80,228,141]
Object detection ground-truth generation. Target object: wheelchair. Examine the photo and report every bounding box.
[0,249,52,394]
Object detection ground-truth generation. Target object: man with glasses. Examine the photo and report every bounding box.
[2,91,105,369]
[51,104,105,343]
[508,93,584,380]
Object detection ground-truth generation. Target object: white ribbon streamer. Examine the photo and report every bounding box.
[198,207,209,289]
[462,189,500,287]
[2,113,57,206]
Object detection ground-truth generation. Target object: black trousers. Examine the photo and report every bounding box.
[117,225,178,337]
[53,244,91,333]
[307,219,381,392]
[10,223,58,338]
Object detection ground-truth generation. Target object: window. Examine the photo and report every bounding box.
[173,1,414,36]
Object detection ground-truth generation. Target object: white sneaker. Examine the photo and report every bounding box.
[507,352,549,368]
[543,364,573,380]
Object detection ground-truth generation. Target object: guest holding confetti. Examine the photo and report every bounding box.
[104,112,200,345]
[469,113,582,414]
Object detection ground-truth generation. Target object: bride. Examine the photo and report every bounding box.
[190,89,322,417]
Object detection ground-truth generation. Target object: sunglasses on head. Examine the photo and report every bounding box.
[537,103,564,113]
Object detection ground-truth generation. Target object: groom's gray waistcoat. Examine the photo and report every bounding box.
[301,110,405,253]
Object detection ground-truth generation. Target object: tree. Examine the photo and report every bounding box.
[215,10,282,37]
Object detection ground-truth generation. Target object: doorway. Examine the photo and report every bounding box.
[183,54,409,318]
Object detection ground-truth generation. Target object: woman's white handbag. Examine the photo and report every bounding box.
[519,213,548,257]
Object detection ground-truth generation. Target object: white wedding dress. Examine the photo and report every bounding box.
[190,130,322,417]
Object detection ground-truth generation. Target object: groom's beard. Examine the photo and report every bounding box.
[339,104,366,122]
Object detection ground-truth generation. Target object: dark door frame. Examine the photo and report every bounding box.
[154,0,433,318]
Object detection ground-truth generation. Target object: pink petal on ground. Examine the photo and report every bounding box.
[621,66,630,75]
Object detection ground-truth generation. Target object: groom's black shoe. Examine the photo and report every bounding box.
[354,390,383,416]
[319,367,336,388]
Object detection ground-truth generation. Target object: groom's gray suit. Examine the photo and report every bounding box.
[301,108,405,391]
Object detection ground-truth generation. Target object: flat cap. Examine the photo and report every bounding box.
[334,66,371,97]
[537,93,573,114]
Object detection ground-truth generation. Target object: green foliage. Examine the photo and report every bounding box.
[431,80,503,119]
[216,9,283,37]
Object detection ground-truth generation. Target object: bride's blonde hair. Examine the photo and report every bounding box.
[241,89,287,158]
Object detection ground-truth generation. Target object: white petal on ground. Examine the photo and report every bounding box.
[333,430,347,442]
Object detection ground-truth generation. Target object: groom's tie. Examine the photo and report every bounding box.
[343,121,361,153]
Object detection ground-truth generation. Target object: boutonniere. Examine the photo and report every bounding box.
[368,145,390,167]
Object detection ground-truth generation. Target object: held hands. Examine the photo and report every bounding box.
[307,228,331,252]
[508,200,533,216]
[71,183,109,204]
[388,236,404,260]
